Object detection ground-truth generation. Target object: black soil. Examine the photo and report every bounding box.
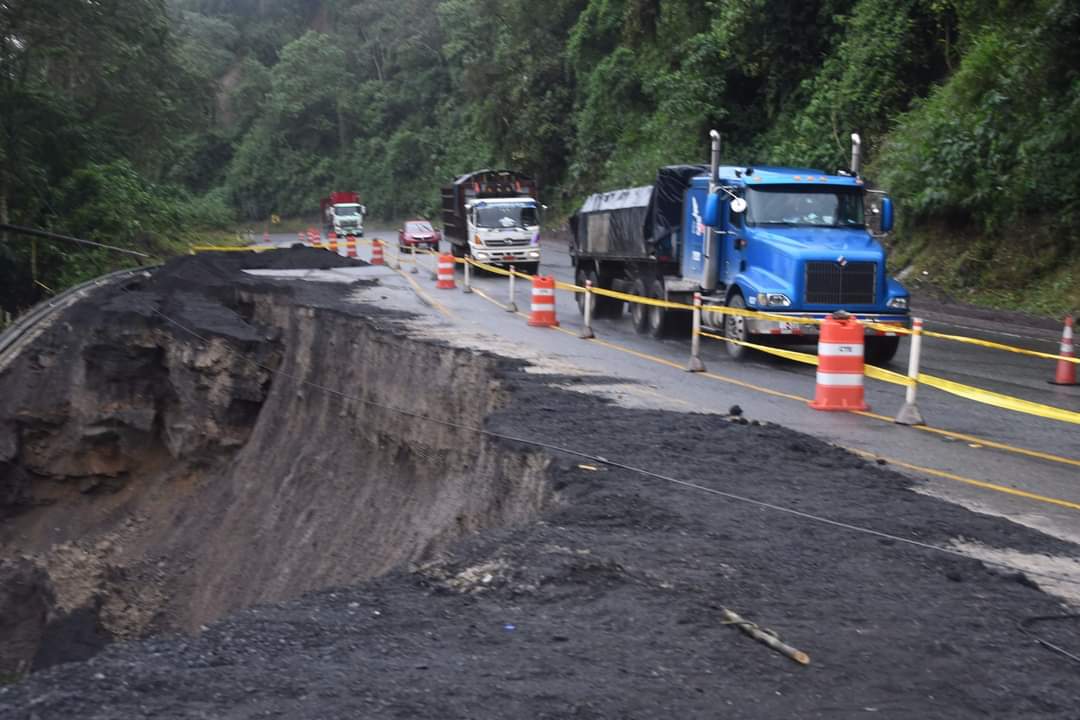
[2,250,1079,718]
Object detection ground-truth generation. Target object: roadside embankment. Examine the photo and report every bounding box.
[0,249,548,675]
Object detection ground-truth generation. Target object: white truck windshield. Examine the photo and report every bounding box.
[475,204,538,229]
[746,187,864,227]
[334,204,361,216]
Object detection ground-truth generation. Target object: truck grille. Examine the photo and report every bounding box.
[805,261,876,305]
[485,238,530,248]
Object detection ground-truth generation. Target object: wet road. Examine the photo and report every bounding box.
[265,227,1080,549]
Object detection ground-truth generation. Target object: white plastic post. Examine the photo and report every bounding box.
[410,245,418,274]
[506,265,518,312]
[580,280,596,339]
[687,292,706,372]
[895,317,925,425]
[463,256,473,294]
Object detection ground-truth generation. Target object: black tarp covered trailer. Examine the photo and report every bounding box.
[571,165,707,263]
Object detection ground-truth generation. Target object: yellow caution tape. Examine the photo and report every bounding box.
[917,374,1080,425]
[864,364,915,387]
[699,331,819,365]
[922,328,1080,364]
[698,330,1075,423]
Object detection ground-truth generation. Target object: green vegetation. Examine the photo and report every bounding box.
[2,0,1077,315]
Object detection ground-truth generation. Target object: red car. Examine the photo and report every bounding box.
[398,219,441,251]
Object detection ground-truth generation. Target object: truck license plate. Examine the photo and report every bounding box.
[503,254,516,261]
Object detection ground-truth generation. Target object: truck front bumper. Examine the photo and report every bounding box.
[744,312,910,337]
[472,246,541,265]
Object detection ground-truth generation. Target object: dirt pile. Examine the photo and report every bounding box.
[0,249,547,675]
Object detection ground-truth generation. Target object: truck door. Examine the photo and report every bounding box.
[720,195,747,288]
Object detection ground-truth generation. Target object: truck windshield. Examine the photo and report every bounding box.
[334,205,361,216]
[475,204,538,229]
[746,187,864,228]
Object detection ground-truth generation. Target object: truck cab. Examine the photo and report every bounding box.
[692,166,909,362]
[465,197,542,271]
[328,202,365,237]
[322,191,366,237]
[441,170,542,274]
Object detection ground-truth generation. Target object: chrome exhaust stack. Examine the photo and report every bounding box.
[850,133,862,178]
[703,130,722,292]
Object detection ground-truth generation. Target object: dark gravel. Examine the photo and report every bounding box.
[2,252,1079,718]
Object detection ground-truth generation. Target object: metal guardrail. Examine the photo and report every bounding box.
[0,267,156,370]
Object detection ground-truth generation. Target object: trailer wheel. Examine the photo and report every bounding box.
[724,293,752,360]
[645,278,672,338]
[631,277,650,334]
[865,335,901,365]
[450,242,466,260]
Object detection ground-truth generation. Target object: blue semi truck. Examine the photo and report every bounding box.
[569,132,910,363]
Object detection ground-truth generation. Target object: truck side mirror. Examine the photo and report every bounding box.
[880,197,894,233]
[704,193,721,226]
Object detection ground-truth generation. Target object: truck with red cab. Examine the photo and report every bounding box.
[321,192,366,237]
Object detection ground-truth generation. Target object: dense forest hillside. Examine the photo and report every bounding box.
[1,0,1077,314]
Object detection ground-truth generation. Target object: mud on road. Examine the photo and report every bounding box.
[1,249,1078,718]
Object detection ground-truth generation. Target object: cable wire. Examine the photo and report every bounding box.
[1017,614,1080,665]
[1,223,154,259]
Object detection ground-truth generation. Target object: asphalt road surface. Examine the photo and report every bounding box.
[266,226,1080,555]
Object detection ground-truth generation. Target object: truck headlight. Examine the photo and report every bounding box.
[529,251,540,258]
[760,293,791,307]
[888,297,909,309]
[476,252,490,260]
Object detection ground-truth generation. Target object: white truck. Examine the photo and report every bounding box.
[321,191,366,237]
[440,170,542,274]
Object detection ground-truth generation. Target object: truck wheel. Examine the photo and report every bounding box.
[450,242,465,260]
[522,262,540,275]
[865,335,901,365]
[724,293,752,360]
[645,278,671,339]
[631,277,650,334]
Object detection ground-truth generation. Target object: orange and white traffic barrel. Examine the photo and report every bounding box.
[371,239,385,265]
[345,237,357,258]
[809,311,868,411]
[1050,315,1078,386]
[307,228,318,245]
[527,275,559,327]
[327,232,338,253]
[436,253,456,289]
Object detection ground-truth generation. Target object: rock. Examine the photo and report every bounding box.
[0,559,56,679]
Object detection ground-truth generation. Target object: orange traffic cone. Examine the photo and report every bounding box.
[809,311,868,411]
[371,239,384,266]
[527,275,559,327]
[1050,315,1078,386]
[436,253,456,289]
